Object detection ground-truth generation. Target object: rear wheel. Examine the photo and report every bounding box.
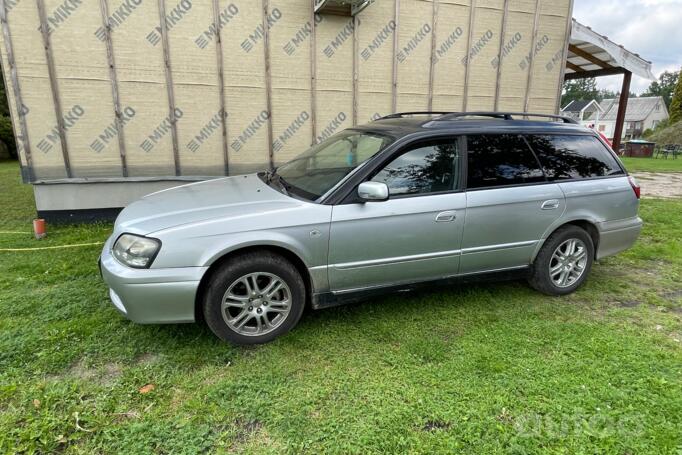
[528,225,594,296]
[203,252,306,345]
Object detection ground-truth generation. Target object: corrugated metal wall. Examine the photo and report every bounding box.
[0,0,572,183]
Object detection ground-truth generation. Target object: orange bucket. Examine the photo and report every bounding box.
[33,218,46,239]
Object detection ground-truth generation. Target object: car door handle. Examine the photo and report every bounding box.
[541,199,560,210]
[435,211,456,222]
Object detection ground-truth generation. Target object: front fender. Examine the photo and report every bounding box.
[200,230,324,268]
[151,224,331,293]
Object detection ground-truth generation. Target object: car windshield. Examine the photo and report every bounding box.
[272,130,395,200]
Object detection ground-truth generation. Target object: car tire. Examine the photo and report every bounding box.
[528,225,594,296]
[203,251,306,345]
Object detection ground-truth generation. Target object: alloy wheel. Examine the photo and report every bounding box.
[221,272,292,336]
[549,238,588,288]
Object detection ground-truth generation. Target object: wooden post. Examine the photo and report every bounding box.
[554,1,574,114]
[262,0,274,169]
[310,1,317,144]
[462,0,476,111]
[523,0,541,114]
[493,0,509,111]
[352,14,359,125]
[213,0,229,176]
[611,70,631,152]
[157,0,181,176]
[391,0,399,113]
[99,0,128,177]
[37,0,72,178]
[427,0,438,111]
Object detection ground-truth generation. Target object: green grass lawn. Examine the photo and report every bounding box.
[1,159,681,454]
[621,156,682,173]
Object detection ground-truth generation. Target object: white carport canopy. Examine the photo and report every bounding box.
[565,19,655,80]
[564,19,656,150]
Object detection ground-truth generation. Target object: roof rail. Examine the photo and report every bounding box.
[377,111,578,124]
[435,111,578,124]
[377,111,454,120]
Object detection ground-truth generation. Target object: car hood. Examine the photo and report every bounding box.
[115,174,299,235]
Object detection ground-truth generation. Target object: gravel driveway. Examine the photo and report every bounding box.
[633,172,682,199]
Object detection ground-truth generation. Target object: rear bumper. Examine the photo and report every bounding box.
[596,216,643,260]
[99,239,207,324]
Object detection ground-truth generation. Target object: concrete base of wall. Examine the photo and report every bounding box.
[37,207,125,223]
[33,179,203,223]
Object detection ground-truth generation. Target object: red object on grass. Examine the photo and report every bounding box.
[33,218,46,239]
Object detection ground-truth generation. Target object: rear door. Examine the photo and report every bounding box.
[525,134,633,222]
[460,134,565,274]
[328,138,465,291]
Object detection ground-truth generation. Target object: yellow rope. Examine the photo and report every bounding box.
[0,231,31,234]
[0,242,103,252]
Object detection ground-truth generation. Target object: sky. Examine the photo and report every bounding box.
[572,0,682,94]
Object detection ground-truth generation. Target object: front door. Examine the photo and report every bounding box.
[328,138,466,291]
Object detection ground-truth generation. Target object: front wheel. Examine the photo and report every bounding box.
[528,225,594,296]
[203,252,306,345]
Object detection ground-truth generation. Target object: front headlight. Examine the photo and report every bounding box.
[112,234,161,269]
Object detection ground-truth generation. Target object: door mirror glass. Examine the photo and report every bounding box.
[358,181,389,202]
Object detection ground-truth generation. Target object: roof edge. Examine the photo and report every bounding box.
[570,19,656,80]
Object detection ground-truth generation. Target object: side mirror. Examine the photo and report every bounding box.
[358,181,389,202]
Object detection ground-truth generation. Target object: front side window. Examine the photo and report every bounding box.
[275,130,394,200]
[526,135,624,180]
[466,134,545,189]
[371,140,459,196]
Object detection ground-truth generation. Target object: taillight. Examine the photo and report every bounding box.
[628,175,640,199]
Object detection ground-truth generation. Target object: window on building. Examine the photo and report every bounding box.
[466,135,545,189]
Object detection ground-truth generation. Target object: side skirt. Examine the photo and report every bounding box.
[311,266,531,310]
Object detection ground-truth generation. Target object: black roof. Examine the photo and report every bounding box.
[353,112,593,138]
[562,100,594,112]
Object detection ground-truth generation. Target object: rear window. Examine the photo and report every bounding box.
[466,134,545,189]
[526,135,624,180]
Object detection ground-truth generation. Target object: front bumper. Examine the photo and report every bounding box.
[99,239,207,324]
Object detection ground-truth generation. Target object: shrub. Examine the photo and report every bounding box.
[0,115,16,158]
[649,120,682,145]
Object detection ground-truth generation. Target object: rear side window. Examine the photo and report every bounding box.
[466,134,545,189]
[526,135,624,180]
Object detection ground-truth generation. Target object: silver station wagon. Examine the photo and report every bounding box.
[100,112,643,344]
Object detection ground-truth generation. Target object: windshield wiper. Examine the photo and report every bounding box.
[265,168,289,196]
[264,168,275,183]
[274,174,290,196]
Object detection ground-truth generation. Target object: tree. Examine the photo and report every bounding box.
[598,88,618,100]
[0,60,17,158]
[561,79,630,108]
[670,69,682,124]
[561,78,599,108]
[641,70,679,108]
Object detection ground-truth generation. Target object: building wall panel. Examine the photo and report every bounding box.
[0,0,572,185]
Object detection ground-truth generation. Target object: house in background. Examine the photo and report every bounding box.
[561,100,604,126]
[596,96,668,141]
[562,96,668,141]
